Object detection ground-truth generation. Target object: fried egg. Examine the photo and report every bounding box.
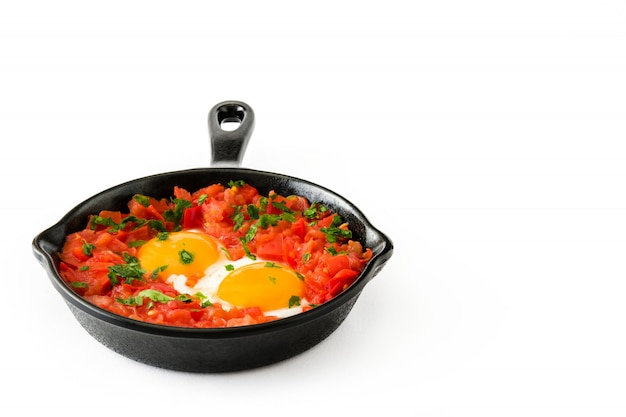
[137,230,307,319]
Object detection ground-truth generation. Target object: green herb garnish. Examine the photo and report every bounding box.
[178,249,194,264]
[107,253,146,285]
[228,180,246,188]
[320,215,352,243]
[81,240,95,257]
[288,296,301,308]
[133,194,150,207]
[163,198,192,230]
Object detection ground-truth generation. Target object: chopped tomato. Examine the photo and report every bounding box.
[98,210,122,224]
[325,269,359,297]
[292,217,307,240]
[173,186,193,201]
[128,199,166,221]
[256,233,284,261]
[183,205,204,229]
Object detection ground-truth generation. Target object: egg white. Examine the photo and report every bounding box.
[167,248,307,319]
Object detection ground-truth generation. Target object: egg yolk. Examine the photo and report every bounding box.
[137,231,220,280]
[217,263,305,312]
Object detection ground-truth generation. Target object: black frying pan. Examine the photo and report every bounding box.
[32,101,394,372]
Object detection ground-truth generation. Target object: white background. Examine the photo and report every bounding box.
[1,0,625,415]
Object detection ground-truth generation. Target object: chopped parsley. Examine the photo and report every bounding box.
[178,248,194,264]
[194,292,214,308]
[116,289,175,306]
[303,202,328,219]
[107,253,146,285]
[320,215,352,243]
[259,196,269,212]
[247,204,260,220]
[228,180,246,188]
[271,201,293,213]
[288,296,301,308]
[221,247,232,260]
[232,206,245,231]
[128,240,146,248]
[163,198,192,231]
[147,219,167,232]
[325,246,346,256]
[244,223,258,242]
[81,240,95,257]
[133,194,150,207]
[177,294,193,303]
[150,265,168,279]
[89,214,147,233]
[258,214,280,229]
[280,212,296,223]
[89,215,117,231]
[239,237,256,260]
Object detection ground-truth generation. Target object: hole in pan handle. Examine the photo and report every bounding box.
[208,100,256,167]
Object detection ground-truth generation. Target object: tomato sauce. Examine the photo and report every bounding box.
[58,180,373,328]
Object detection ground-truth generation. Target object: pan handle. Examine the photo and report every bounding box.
[208,100,255,167]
